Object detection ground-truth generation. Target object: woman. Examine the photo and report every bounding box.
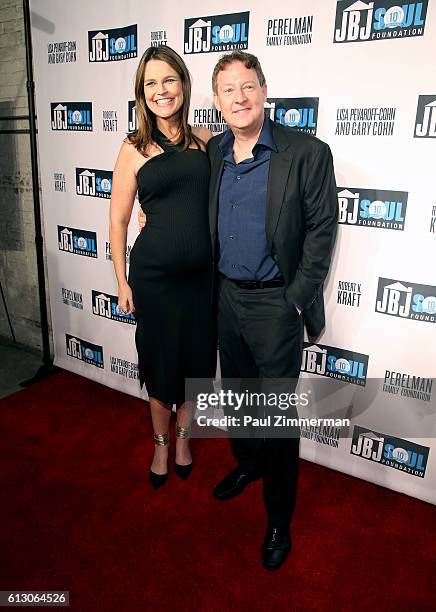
[109,46,215,489]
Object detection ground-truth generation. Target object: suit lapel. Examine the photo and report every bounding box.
[266,121,294,250]
[209,147,224,252]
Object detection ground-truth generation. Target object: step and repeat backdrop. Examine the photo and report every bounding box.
[30,0,435,503]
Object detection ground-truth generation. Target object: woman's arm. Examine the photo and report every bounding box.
[109,140,138,313]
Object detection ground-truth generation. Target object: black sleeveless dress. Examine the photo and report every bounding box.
[128,131,215,404]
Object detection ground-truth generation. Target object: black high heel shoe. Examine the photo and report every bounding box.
[174,424,193,480]
[149,432,169,489]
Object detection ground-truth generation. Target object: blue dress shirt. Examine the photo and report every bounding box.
[217,115,281,281]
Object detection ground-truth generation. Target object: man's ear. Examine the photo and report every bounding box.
[213,93,221,111]
[261,83,267,102]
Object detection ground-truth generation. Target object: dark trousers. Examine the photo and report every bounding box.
[217,275,304,529]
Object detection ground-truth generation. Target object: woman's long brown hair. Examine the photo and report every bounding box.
[127,45,200,154]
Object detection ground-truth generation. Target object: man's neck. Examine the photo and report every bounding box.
[232,116,265,152]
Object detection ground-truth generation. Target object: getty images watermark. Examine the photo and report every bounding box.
[186,376,436,440]
[196,389,349,429]
[187,378,352,439]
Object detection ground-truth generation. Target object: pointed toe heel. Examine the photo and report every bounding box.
[149,470,169,489]
[149,431,169,490]
[175,423,193,480]
[174,462,193,480]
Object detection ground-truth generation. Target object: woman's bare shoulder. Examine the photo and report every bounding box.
[120,136,138,157]
[118,137,162,175]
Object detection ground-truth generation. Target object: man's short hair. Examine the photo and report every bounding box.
[211,50,266,93]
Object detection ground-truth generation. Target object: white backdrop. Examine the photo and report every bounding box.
[30,0,436,504]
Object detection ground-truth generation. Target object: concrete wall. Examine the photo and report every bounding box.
[0,0,50,353]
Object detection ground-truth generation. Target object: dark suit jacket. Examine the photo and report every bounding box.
[207,118,338,338]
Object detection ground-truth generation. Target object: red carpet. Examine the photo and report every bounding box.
[1,370,435,611]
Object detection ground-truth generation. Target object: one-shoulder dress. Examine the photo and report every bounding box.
[128,131,216,404]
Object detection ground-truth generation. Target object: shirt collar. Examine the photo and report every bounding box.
[218,112,277,162]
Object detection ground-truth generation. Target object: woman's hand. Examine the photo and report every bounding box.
[118,282,135,315]
[138,209,147,230]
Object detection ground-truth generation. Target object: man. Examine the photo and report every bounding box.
[207,51,338,570]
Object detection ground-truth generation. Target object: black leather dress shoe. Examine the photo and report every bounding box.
[262,526,291,570]
[213,467,260,500]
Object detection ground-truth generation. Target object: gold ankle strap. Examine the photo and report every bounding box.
[176,424,191,438]
[153,432,169,446]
